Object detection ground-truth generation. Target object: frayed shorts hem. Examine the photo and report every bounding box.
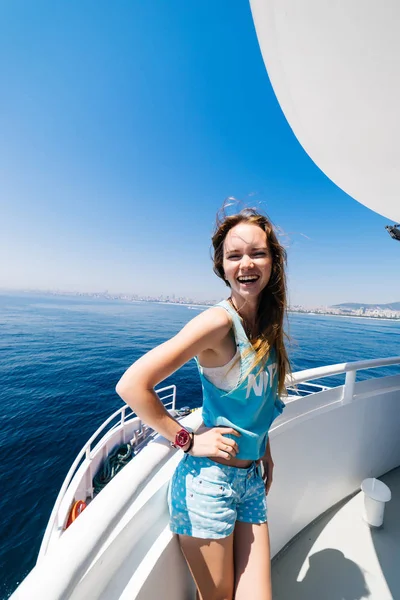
[170,516,268,540]
[170,526,232,540]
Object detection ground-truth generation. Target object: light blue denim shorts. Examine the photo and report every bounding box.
[168,453,267,539]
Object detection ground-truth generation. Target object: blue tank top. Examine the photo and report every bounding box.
[195,300,285,460]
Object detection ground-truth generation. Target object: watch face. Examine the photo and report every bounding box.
[175,429,190,447]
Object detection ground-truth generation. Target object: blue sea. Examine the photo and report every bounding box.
[1,292,399,598]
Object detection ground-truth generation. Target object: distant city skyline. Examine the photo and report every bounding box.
[1,2,399,308]
[2,287,399,317]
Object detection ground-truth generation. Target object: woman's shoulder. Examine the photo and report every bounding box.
[173,303,234,354]
[192,305,235,365]
[191,304,233,332]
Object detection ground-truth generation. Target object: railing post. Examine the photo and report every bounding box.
[342,370,356,404]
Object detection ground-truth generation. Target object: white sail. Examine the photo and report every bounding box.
[250,0,400,223]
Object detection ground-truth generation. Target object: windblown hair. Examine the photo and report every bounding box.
[212,207,292,397]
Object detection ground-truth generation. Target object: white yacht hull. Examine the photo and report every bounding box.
[11,359,400,599]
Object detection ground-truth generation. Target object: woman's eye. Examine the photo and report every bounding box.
[253,252,266,257]
[228,255,241,259]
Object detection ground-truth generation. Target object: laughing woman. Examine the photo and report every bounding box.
[116,208,291,600]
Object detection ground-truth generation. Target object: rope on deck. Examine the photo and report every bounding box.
[93,443,134,495]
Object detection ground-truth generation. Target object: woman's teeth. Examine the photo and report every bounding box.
[237,275,259,283]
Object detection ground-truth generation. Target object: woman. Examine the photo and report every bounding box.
[116,208,291,599]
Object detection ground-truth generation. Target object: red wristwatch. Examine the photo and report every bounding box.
[172,428,194,452]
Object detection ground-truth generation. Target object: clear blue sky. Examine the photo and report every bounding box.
[1,1,398,306]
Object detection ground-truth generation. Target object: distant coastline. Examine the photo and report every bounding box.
[1,288,399,321]
[291,311,399,322]
[154,301,210,309]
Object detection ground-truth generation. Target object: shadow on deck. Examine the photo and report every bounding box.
[272,468,400,599]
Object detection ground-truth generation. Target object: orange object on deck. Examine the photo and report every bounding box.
[65,500,87,529]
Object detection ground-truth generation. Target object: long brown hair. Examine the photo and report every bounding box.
[212,207,292,397]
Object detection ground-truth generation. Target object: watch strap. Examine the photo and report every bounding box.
[183,432,194,453]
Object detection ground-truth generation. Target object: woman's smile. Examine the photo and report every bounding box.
[237,274,261,288]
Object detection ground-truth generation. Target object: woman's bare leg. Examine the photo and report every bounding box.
[179,533,235,600]
[233,521,272,600]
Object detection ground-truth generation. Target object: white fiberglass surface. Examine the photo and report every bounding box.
[250,0,400,222]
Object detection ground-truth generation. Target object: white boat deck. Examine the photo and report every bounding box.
[272,467,400,600]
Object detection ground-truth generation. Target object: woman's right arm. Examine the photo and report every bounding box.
[115,307,240,458]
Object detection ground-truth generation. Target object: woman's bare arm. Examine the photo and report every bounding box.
[115,307,232,447]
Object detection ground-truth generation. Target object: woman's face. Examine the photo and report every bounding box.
[222,223,273,300]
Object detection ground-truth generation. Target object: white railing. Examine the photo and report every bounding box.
[39,357,400,561]
[285,355,400,403]
[39,385,176,560]
[107,385,176,435]
[286,381,332,398]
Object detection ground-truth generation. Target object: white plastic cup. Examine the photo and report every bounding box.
[361,478,391,528]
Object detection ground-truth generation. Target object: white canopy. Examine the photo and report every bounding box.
[250,0,400,223]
